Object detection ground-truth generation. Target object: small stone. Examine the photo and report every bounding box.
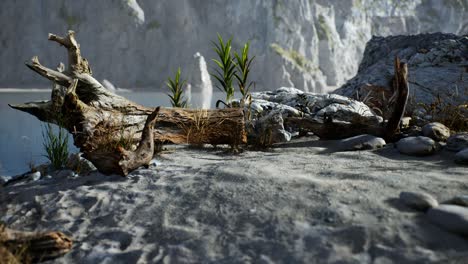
[396,136,436,156]
[400,117,411,130]
[454,148,468,165]
[427,205,468,235]
[337,134,386,151]
[27,171,41,181]
[444,195,468,207]
[0,176,7,185]
[446,133,468,152]
[55,169,75,178]
[422,122,450,141]
[399,191,438,211]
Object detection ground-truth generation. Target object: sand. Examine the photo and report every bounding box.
[1,138,468,263]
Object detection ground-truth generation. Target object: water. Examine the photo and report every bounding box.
[0,90,231,176]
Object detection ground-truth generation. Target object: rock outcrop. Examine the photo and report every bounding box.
[334,33,468,106]
[1,1,467,91]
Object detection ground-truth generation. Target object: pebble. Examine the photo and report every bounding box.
[400,117,411,130]
[337,134,386,151]
[454,148,468,165]
[427,205,468,236]
[446,133,468,152]
[422,122,450,141]
[443,195,468,207]
[396,136,436,156]
[399,191,438,211]
[26,171,41,181]
[55,169,76,178]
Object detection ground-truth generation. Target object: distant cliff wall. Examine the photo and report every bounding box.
[1,0,466,91]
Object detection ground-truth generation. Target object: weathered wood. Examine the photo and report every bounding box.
[9,31,247,176]
[385,57,410,140]
[0,223,72,263]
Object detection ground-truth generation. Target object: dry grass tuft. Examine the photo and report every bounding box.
[415,94,468,132]
[178,109,212,148]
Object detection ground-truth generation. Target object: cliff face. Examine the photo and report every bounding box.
[1,0,467,91]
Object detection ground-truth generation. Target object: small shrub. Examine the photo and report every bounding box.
[42,123,69,170]
[166,67,188,108]
[212,34,237,104]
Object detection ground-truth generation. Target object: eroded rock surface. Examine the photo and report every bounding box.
[243,87,383,143]
[335,33,468,106]
[1,1,466,90]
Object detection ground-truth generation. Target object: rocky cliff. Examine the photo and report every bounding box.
[1,0,467,91]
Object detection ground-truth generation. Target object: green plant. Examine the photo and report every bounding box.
[166,67,188,108]
[212,34,237,104]
[42,123,69,170]
[234,42,255,104]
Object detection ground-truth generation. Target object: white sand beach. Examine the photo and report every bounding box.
[1,139,467,263]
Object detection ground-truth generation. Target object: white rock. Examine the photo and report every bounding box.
[187,52,213,108]
[399,191,438,211]
[336,34,467,107]
[454,148,468,165]
[396,136,436,156]
[446,133,468,152]
[337,134,386,151]
[427,205,468,236]
[422,122,450,142]
[400,117,411,130]
[26,171,41,181]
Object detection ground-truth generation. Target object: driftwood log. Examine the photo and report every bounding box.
[285,57,409,140]
[0,223,72,263]
[9,31,247,176]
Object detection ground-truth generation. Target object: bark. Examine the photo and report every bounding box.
[9,31,247,176]
[0,223,72,263]
[384,57,410,140]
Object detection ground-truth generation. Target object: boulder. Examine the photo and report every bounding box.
[446,133,468,152]
[335,33,467,107]
[422,122,450,142]
[427,205,468,236]
[455,148,468,165]
[396,136,436,156]
[399,191,438,212]
[250,111,292,145]
[337,134,386,151]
